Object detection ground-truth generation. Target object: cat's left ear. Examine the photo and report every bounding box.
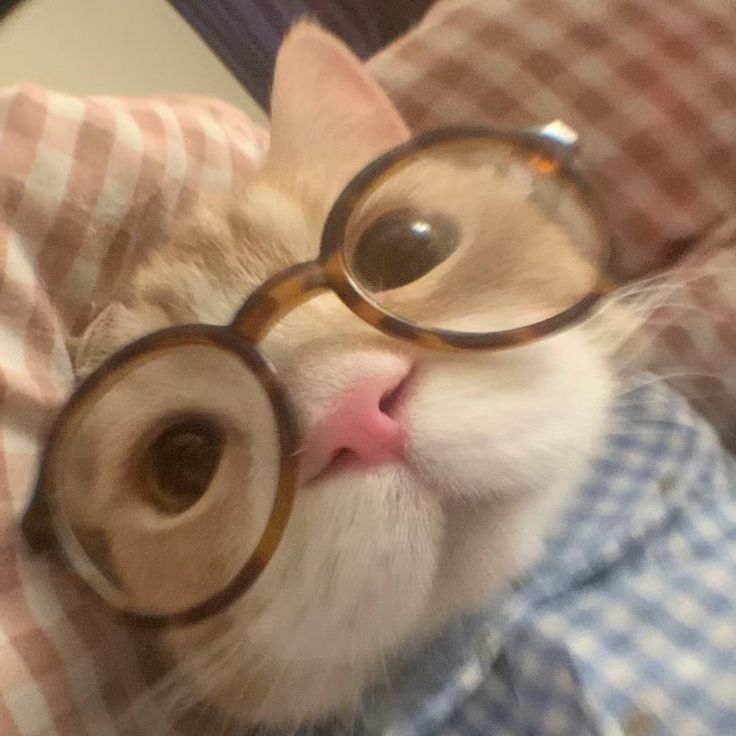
[266,21,410,185]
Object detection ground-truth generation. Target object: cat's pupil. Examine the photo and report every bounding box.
[350,208,460,291]
[146,418,225,513]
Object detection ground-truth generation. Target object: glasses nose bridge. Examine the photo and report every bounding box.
[231,261,329,343]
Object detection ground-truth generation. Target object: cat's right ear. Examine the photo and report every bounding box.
[72,302,147,379]
[266,21,410,187]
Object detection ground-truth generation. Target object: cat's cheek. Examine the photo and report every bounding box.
[405,340,614,503]
[218,468,445,662]
[405,403,554,501]
[427,464,582,622]
[158,472,448,728]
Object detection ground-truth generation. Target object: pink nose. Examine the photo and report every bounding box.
[299,370,409,484]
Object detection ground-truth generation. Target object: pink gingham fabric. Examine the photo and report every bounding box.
[2,0,736,730]
[0,84,268,735]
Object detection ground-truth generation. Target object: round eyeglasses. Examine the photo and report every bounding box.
[22,126,613,627]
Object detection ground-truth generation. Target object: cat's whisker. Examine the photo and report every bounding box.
[167,667,252,728]
[611,390,726,411]
[175,639,241,690]
[595,292,696,322]
[607,416,695,430]
[126,686,173,736]
[603,428,687,441]
[625,301,716,319]
[217,658,273,720]
[135,676,192,726]
[128,674,189,730]
[583,297,684,360]
[613,259,736,292]
[598,264,718,304]
[135,636,251,731]
[616,369,733,395]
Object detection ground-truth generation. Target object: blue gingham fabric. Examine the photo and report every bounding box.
[323,377,736,736]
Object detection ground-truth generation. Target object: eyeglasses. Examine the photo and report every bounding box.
[22,125,612,628]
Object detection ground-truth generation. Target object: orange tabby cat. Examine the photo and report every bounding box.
[69,22,617,731]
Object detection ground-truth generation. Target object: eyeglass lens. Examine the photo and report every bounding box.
[50,343,281,616]
[342,137,604,334]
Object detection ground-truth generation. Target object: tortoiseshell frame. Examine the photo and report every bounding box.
[22,126,614,629]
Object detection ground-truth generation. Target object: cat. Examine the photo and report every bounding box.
[68,21,625,732]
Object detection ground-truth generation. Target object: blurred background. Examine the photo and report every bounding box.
[0,0,266,120]
[0,0,433,117]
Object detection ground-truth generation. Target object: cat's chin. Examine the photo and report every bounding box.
[162,465,582,730]
[159,335,615,730]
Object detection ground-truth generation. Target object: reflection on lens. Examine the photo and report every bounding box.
[48,342,281,617]
[342,136,606,335]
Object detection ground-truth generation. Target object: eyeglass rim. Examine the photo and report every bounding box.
[22,125,615,628]
[318,124,615,350]
[21,324,300,628]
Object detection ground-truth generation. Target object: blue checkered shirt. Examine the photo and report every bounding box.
[318,378,736,736]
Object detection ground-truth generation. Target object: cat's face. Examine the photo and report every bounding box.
[71,23,615,729]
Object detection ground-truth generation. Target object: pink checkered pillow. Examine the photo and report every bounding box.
[0,84,268,735]
[369,0,736,278]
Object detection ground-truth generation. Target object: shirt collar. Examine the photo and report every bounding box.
[315,377,736,736]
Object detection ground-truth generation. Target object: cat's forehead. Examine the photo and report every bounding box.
[235,179,324,267]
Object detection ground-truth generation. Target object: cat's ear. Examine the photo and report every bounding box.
[72,302,151,379]
[267,21,410,183]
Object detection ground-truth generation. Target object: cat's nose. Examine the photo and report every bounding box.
[299,366,410,484]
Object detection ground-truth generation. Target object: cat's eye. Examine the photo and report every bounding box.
[349,209,460,291]
[332,131,607,335]
[145,417,225,513]
[29,335,291,621]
